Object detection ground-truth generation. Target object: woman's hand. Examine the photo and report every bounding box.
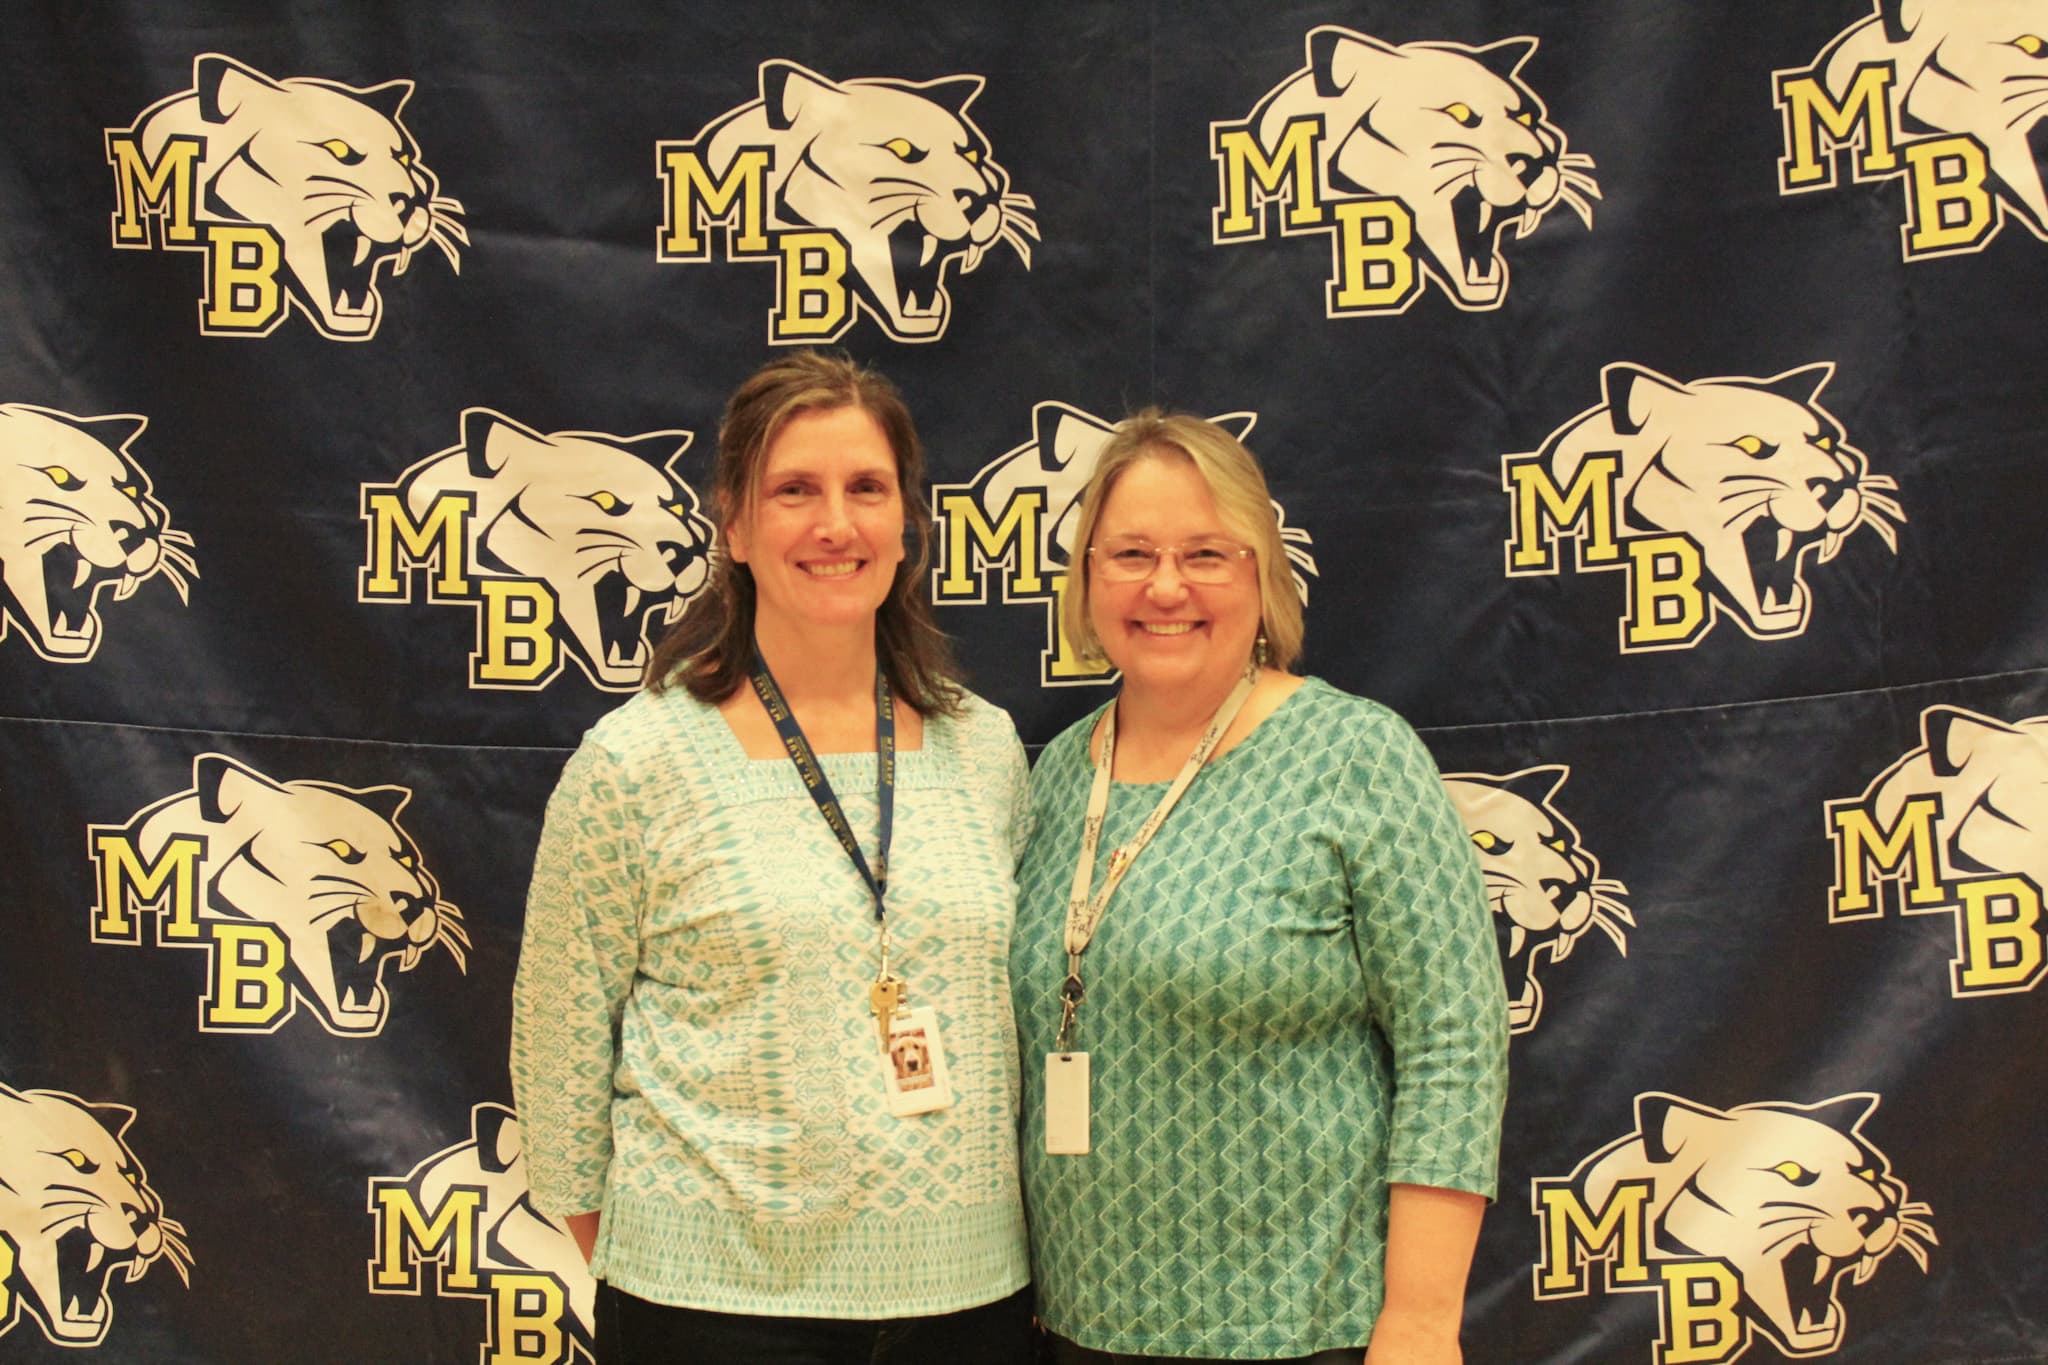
[1362,1301,1462,1363]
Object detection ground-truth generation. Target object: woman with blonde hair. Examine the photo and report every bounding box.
[512,351,1035,1363]
[1013,410,1507,1364]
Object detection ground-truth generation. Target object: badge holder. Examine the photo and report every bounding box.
[1044,1050,1090,1153]
[880,1005,955,1116]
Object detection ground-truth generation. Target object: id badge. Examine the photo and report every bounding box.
[880,1005,955,1116]
[1044,1052,1090,1154]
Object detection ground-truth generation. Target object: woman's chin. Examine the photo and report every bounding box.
[1106,643,1248,697]
[755,593,889,636]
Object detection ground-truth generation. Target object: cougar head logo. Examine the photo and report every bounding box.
[695,59,1038,340]
[395,409,714,689]
[128,754,469,1035]
[1818,0,2048,237]
[127,53,465,338]
[1442,765,1631,1032]
[1575,1092,1935,1356]
[1248,26,1599,307]
[1538,363,1905,638]
[0,404,195,661]
[0,1084,192,1347]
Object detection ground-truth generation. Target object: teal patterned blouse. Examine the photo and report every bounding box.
[511,685,1031,1318]
[1013,678,1508,1357]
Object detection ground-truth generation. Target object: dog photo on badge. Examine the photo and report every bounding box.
[891,1025,935,1090]
[880,1005,954,1116]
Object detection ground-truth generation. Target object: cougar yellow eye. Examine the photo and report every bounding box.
[317,138,365,165]
[321,839,366,864]
[1815,435,1834,451]
[58,1149,100,1173]
[1444,102,1480,127]
[585,491,624,514]
[1546,837,1569,854]
[1770,1161,1818,1185]
[2014,34,2044,56]
[1515,111,1536,127]
[881,138,926,163]
[963,147,981,164]
[39,465,83,490]
[1470,830,1503,853]
[1733,435,1767,457]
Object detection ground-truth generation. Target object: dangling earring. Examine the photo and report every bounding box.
[1249,625,1269,677]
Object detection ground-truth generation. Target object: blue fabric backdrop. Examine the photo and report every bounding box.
[3,3,2044,1361]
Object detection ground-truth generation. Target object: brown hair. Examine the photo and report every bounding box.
[1059,408,1305,672]
[645,350,963,715]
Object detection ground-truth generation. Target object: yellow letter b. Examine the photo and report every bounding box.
[1951,874,2045,995]
[1657,1261,1744,1364]
[474,580,558,687]
[1328,199,1417,314]
[772,231,850,341]
[202,226,286,334]
[1902,136,1997,257]
[1621,536,1708,650]
[203,922,289,1029]
[488,1272,572,1365]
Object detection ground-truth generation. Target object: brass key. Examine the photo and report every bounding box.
[869,976,906,1047]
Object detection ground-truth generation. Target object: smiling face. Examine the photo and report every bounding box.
[1085,453,1262,701]
[727,403,906,645]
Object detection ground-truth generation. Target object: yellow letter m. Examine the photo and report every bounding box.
[1211,116,1325,241]
[657,143,771,261]
[368,1181,485,1295]
[1775,62,1899,193]
[1532,1177,1654,1298]
[105,130,203,249]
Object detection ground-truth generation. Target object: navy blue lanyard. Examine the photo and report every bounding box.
[748,656,895,922]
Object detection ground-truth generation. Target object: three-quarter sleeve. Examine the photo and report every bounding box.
[1340,711,1509,1199]
[509,736,645,1217]
[1001,719,1034,870]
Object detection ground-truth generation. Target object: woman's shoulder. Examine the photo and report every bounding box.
[1257,677,1438,776]
[576,684,720,765]
[1284,675,1416,737]
[928,684,1020,750]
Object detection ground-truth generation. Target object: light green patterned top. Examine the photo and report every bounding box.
[510,684,1031,1318]
[1013,678,1508,1357]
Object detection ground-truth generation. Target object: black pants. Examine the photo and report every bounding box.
[1049,1333,1362,1365]
[594,1280,1039,1365]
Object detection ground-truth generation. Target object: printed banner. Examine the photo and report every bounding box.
[2,3,2043,1362]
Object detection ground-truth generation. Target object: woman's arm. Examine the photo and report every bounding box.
[509,738,646,1233]
[1337,706,1509,1361]
[1363,1183,1487,1365]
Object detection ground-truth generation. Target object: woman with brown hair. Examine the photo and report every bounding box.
[511,351,1034,1363]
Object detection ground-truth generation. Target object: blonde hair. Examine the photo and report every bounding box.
[1059,409,1304,671]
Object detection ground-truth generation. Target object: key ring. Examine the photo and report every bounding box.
[1055,973,1085,1052]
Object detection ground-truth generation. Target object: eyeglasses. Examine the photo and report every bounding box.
[1087,538,1255,584]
